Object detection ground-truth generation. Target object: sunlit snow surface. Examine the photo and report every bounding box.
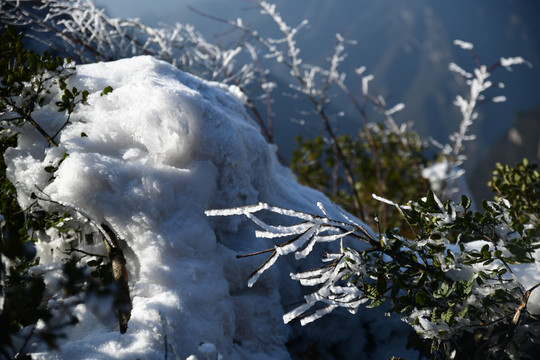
[5,56,414,359]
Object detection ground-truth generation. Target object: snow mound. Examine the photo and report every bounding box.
[5,56,367,359]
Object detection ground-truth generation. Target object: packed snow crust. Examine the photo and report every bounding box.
[4,56,415,359]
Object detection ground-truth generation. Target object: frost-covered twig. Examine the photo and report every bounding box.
[249,2,367,217]
[207,202,372,287]
[0,0,253,86]
[445,40,532,165]
[242,42,275,145]
[192,1,370,215]
[423,41,531,202]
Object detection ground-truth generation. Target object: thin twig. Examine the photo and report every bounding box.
[0,95,58,147]
[63,248,107,258]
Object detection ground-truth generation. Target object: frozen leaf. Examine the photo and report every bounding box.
[453,39,474,50]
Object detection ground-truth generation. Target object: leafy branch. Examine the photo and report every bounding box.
[34,189,132,334]
[0,26,88,147]
[207,174,539,359]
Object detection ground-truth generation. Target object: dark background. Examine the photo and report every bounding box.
[95,0,540,201]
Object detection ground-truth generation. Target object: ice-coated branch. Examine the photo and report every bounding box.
[244,42,275,144]
[284,248,368,325]
[207,200,437,326]
[499,56,532,72]
[423,41,532,202]
[206,202,375,288]
[206,202,411,323]
[193,1,375,217]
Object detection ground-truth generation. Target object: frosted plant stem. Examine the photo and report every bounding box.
[33,188,132,334]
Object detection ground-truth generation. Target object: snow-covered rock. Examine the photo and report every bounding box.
[5,56,414,359]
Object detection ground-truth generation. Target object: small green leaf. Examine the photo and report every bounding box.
[366,298,385,308]
[101,86,113,96]
[441,307,455,325]
[480,244,491,259]
[461,195,471,209]
[364,283,378,299]
[425,190,438,209]
[376,276,387,295]
[415,291,429,306]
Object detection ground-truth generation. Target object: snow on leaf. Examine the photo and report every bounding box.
[384,103,405,116]
[362,74,374,95]
[283,302,312,324]
[449,62,472,78]
[453,39,474,50]
[247,249,280,288]
[299,305,338,325]
[500,56,532,71]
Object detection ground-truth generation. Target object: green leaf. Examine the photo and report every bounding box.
[101,86,113,96]
[44,165,57,173]
[376,276,387,296]
[425,190,438,209]
[461,195,471,209]
[441,307,455,325]
[366,298,385,308]
[364,283,378,299]
[480,244,491,259]
[415,291,429,306]
[435,282,451,298]
[458,305,469,318]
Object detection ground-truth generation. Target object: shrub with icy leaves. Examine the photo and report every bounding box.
[207,187,540,359]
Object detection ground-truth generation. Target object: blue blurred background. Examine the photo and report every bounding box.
[95,0,540,200]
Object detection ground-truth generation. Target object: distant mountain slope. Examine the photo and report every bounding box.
[95,0,540,193]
